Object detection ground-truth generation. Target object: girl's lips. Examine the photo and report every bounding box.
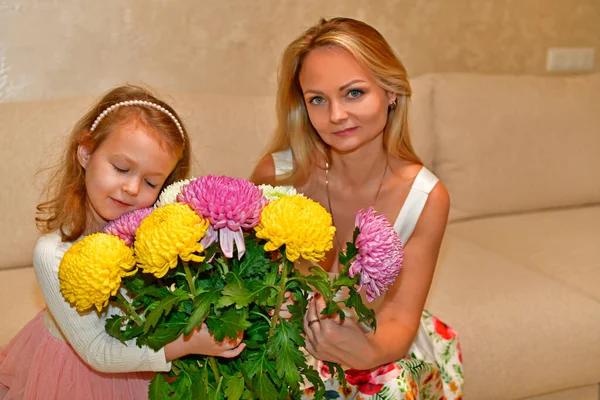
[111,198,132,207]
[332,127,357,136]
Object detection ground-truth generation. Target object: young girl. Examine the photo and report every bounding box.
[252,18,463,399]
[0,85,245,400]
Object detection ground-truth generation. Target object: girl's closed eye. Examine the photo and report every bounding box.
[145,180,158,189]
[113,164,128,173]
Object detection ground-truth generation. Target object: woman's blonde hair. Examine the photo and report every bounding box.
[266,17,421,184]
[36,84,191,242]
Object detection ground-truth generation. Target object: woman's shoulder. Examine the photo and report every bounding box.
[250,155,277,186]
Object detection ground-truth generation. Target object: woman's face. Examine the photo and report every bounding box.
[299,46,396,154]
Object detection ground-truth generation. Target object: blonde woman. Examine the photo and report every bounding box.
[252,18,463,399]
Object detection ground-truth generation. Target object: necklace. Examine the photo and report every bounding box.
[324,157,389,251]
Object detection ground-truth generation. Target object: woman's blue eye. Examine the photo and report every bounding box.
[348,89,363,98]
[310,96,325,105]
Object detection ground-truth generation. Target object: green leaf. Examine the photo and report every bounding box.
[206,307,252,342]
[144,289,189,333]
[300,366,326,398]
[320,299,345,322]
[148,373,172,400]
[325,361,348,388]
[243,316,270,349]
[344,290,376,330]
[266,320,304,388]
[217,272,269,310]
[237,240,270,278]
[184,288,222,335]
[123,276,146,293]
[245,346,277,379]
[298,266,332,301]
[105,315,127,343]
[253,373,278,400]
[224,373,245,400]
[332,274,359,291]
[143,320,187,350]
[134,285,172,300]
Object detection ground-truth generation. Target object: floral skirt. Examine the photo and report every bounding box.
[0,310,154,400]
[302,310,463,400]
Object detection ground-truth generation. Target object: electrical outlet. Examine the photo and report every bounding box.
[546,48,595,72]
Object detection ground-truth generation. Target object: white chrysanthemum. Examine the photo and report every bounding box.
[258,184,303,202]
[154,179,190,208]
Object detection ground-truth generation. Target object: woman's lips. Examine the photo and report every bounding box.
[332,127,358,136]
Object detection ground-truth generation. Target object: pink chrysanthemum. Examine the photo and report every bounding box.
[102,207,154,246]
[349,207,404,302]
[177,175,267,259]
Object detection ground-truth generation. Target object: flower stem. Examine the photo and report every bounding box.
[116,291,143,326]
[208,356,220,383]
[268,258,290,340]
[183,261,196,297]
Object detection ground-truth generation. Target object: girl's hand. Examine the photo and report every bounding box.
[303,294,382,370]
[164,323,246,361]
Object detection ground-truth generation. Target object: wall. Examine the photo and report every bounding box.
[1,0,599,102]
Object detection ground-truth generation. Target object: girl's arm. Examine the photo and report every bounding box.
[34,233,171,373]
[35,234,246,373]
[304,183,450,369]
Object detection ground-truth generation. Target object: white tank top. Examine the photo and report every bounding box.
[271,148,439,245]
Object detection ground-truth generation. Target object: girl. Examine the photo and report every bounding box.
[0,85,245,400]
[251,18,463,399]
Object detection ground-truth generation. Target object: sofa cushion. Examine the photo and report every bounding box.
[447,205,600,303]
[426,234,600,400]
[431,73,600,221]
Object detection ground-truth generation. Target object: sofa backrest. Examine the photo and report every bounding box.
[2,73,599,268]
[425,72,600,222]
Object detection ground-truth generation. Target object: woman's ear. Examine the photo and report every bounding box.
[387,91,397,106]
[77,144,92,169]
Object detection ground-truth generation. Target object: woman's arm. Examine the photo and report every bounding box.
[304,182,450,369]
[366,182,450,366]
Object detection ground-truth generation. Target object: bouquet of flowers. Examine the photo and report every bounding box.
[58,176,404,400]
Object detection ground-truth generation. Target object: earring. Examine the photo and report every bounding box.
[389,99,397,109]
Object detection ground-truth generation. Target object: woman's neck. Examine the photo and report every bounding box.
[328,138,389,189]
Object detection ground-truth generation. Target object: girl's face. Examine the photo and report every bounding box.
[78,119,178,231]
[299,46,396,154]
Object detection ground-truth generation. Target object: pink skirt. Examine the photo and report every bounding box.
[0,310,154,400]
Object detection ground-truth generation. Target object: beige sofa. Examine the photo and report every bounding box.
[1,73,599,400]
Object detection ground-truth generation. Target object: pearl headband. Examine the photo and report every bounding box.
[89,100,185,139]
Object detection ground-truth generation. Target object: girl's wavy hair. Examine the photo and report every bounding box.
[265,17,421,184]
[36,84,191,242]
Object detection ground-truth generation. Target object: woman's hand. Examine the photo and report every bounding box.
[270,291,295,320]
[164,323,246,362]
[303,294,383,370]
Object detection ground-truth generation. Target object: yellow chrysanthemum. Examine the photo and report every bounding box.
[254,195,335,262]
[134,203,209,278]
[59,233,136,313]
